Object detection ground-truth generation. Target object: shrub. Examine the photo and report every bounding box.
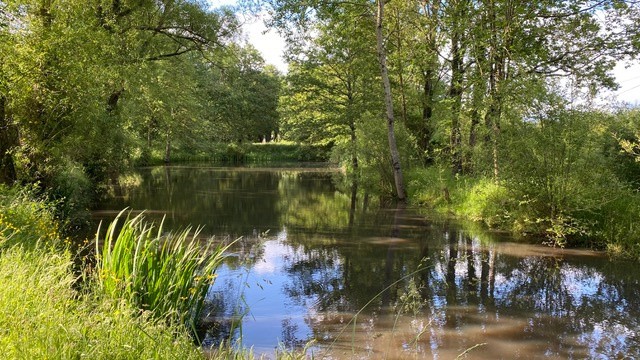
[49,159,93,233]
[0,185,61,250]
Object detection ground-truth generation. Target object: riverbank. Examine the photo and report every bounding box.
[406,166,640,259]
[0,185,302,359]
[140,142,331,165]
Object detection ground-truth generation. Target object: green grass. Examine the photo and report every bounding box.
[0,246,205,360]
[407,165,640,258]
[0,184,62,249]
[140,142,331,165]
[96,212,231,332]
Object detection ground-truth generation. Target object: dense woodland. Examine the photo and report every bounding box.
[2,0,640,255]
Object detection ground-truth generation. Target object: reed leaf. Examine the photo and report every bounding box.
[95,211,231,331]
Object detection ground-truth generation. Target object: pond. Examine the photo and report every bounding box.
[94,164,640,359]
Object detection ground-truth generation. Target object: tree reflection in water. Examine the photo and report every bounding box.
[96,165,640,358]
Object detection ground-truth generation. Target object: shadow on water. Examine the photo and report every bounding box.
[94,164,640,359]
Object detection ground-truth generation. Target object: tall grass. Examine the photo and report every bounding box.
[0,245,206,359]
[407,165,640,257]
[0,184,62,250]
[96,211,232,332]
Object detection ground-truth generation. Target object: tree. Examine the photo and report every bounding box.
[0,5,17,184]
[376,0,406,201]
[0,0,240,187]
[202,44,281,142]
[251,0,410,201]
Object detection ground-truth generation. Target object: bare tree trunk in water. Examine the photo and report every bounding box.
[376,0,406,202]
[480,249,490,304]
[382,205,404,306]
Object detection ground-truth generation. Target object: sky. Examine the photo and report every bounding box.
[612,62,640,106]
[208,0,640,106]
[207,0,288,72]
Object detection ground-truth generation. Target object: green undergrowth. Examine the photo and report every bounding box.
[139,142,330,165]
[0,247,204,359]
[407,166,640,258]
[0,185,63,250]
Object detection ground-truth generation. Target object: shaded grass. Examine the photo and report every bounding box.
[140,142,331,165]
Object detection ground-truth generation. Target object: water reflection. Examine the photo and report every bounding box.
[95,165,640,359]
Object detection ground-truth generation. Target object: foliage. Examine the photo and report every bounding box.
[246,143,330,162]
[408,145,640,257]
[95,212,232,332]
[0,188,315,358]
[0,185,62,249]
[258,0,640,255]
[0,0,284,194]
[343,113,419,198]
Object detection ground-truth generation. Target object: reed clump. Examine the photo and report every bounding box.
[96,211,231,331]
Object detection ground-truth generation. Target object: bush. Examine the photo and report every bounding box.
[49,159,94,233]
[0,185,61,249]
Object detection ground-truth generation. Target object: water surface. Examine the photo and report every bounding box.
[95,164,640,359]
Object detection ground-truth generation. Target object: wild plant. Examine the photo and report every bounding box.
[95,211,232,333]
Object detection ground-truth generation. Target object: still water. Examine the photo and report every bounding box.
[95,164,640,359]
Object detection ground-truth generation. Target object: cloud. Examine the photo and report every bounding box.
[242,15,288,73]
[613,62,640,105]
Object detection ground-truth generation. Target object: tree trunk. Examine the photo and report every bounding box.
[394,8,408,124]
[0,95,17,185]
[419,68,435,163]
[468,75,485,149]
[164,129,171,163]
[485,56,503,182]
[449,25,464,176]
[376,0,406,202]
[483,0,511,182]
[348,89,359,228]
[107,88,123,114]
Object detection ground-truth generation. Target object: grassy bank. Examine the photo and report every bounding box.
[140,142,331,165]
[0,187,203,359]
[0,185,304,359]
[0,247,205,359]
[407,166,640,259]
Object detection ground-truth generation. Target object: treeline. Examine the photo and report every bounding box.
[255,0,640,254]
[3,1,640,254]
[0,0,280,217]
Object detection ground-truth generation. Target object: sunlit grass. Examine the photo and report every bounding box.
[407,165,640,258]
[0,184,62,249]
[0,246,205,359]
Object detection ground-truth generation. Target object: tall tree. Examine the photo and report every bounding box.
[0,0,239,186]
[255,0,409,201]
[376,0,406,201]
